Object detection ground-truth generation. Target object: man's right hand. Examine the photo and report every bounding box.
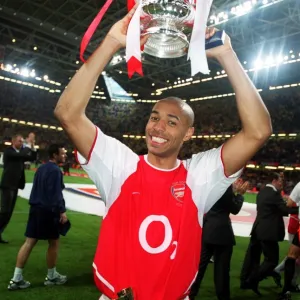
[60,212,68,224]
[107,3,148,48]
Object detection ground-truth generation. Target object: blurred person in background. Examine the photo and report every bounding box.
[0,134,36,243]
[23,132,36,170]
[278,182,300,299]
[240,173,298,296]
[8,144,68,291]
[190,178,249,300]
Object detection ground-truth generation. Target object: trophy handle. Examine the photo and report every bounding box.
[205,30,225,50]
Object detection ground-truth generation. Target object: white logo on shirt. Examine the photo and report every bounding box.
[138,215,177,260]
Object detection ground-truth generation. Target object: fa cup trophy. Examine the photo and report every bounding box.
[140,0,225,58]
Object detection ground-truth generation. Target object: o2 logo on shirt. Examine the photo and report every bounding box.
[138,215,178,260]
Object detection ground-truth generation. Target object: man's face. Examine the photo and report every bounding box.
[55,148,66,164]
[145,101,194,158]
[273,177,283,191]
[13,136,24,150]
[28,133,35,142]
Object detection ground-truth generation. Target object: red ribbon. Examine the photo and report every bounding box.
[127,56,143,78]
[127,0,136,11]
[80,0,114,62]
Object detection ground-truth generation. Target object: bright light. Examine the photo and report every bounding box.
[266,56,274,65]
[20,68,29,77]
[262,0,268,4]
[276,55,283,63]
[12,39,16,43]
[33,46,38,51]
[43,75,49,80]
[76,61,79,64]
[254,59,262,69]
[6,64,13,71]
[30,70,36,77]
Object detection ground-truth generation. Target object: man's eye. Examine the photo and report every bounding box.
[168,121,177,126]
[151,116,158,121]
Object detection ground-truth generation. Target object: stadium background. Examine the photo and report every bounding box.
[0,0,300,299]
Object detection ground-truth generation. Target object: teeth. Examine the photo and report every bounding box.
[152,136,167,144]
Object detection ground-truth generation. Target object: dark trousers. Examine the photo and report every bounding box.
[190,243,233,300]
[0,188,18,235]
[240,234,279,285]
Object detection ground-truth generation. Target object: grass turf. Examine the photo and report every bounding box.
[0,169,292,300]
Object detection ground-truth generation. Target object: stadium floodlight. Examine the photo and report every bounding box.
[254,59,263,69]
[266,56,274,65]
[5,64,13,71]
[43,75,48,80]
[20,68,29,77]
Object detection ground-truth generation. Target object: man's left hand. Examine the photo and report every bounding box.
[205,27,233,59]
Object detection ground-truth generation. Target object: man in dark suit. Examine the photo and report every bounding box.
[240,172,298,295]
[189,178,249,300]
[0,134,36,243]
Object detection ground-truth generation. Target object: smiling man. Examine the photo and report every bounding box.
[54,6,272,300]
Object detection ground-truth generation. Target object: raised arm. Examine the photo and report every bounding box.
[54,5,146,159]
[206,29,272,177]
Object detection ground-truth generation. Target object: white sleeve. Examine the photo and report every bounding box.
[186,144,243,216]
[290,182,300,205]
[75,126,139,207]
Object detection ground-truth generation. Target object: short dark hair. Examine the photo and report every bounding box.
[12,134,23,141]
[48,144,63,159]
[268,172,281,183]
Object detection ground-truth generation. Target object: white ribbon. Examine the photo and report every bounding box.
[126,0,142,64]
[188,0,213,76]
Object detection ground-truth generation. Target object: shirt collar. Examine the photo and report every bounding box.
[266,184,277,192]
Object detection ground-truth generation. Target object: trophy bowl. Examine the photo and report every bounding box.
[141,0,195,58]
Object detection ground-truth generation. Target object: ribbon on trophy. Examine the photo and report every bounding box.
[79,0,114,63]
[80,0,214,77]
[125,0,144,78]
[188,0,213,76]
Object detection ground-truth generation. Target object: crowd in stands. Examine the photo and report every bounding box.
[1,79,300,187]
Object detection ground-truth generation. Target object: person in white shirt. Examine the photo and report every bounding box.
[279,182,300,299]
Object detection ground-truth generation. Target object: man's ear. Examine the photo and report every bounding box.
[183,127,194,142]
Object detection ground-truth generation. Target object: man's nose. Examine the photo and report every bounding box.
[153,119,166,131]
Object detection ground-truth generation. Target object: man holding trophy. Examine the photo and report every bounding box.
[55,1,272,299]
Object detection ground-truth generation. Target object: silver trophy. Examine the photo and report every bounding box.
[140,0,224,59]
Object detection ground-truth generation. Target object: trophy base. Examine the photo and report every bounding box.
[142,22,189,58]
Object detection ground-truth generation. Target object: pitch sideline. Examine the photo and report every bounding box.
[18,183,290,239]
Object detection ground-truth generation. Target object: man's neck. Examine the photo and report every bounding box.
[49,159,58,165]
[146,152,179,170]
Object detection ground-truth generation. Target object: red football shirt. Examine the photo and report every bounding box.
[288,183,300,234]
[76,127,241,300]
